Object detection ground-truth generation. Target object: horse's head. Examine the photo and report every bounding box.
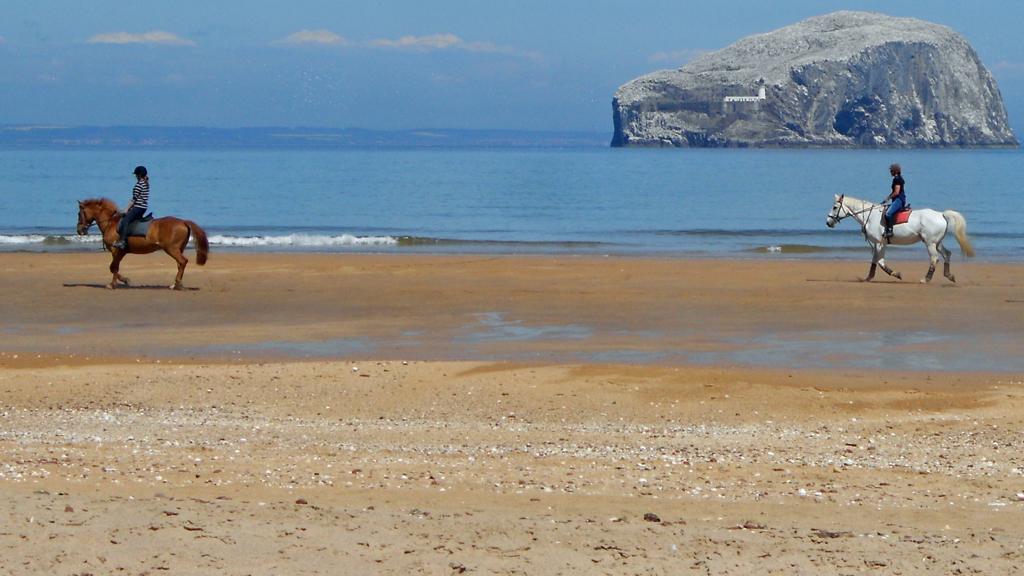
[825,194,845,228]
[77,198,117,235]
[76,200,94,235]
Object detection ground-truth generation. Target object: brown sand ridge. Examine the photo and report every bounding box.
[1,252,1023,574]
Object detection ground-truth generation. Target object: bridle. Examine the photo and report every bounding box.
[828,195,878,227]
[77,205,118,235]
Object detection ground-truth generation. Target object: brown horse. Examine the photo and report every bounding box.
[76,198,209,290]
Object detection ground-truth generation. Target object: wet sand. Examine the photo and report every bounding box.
[3,252,1023,367]
[2,252,1023,574]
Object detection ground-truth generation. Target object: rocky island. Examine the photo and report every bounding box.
[611,11,1017,148]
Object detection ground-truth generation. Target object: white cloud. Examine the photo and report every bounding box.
[367,33,542,60]
[88,31,195,46]
[649,49,706,65]
[276,29,349,46]
[273,29,540,59]
[368,33,462,50]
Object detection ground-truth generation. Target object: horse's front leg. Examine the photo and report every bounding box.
[864,261,877,282]
[873,245,902,281]
[108,251,129,289]
[877,259,902,280]
[863,244,881,281]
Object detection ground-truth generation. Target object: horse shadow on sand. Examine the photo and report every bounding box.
[804,278,958,286]
[63,282,200,291]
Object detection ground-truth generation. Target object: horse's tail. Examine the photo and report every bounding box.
[943,210,975,258]
[186,221,210,265]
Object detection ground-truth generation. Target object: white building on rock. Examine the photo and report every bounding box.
[723,79,767,103]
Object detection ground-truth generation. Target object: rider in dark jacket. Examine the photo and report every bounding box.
[882,163,906,239]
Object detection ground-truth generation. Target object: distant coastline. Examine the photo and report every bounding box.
[0,125,609,149]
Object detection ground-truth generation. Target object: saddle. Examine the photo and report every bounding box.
[125,213,155,237]
[889,206,912,226]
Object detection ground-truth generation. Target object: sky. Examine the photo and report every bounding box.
[3,0,1024,135]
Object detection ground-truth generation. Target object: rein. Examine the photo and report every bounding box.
[91,215,118,229]
[840,201,886,241]
[833,202,877,224]
[80,206,120,236]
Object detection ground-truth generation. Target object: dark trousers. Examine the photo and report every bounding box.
[117,207,147,241]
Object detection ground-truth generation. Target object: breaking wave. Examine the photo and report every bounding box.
[206,234,398,247]
[0,234,100,246]
[0,232,399,250]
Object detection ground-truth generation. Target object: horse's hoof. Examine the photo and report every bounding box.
[949,276,956,283]
[106,283,117,290]
[170,283,182,290]
[894,272,902,280]
[120,277,130,286]
[920,278,927,284]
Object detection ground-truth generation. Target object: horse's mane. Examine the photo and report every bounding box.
[81,197,120,213]
[841,195,877,210]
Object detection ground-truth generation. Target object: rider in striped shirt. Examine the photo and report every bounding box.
[114,165,149,250]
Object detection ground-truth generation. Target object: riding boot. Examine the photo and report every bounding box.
[882,215,893,241]
[114,208,142,250]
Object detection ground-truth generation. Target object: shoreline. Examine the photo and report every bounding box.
[3,229,1020,263]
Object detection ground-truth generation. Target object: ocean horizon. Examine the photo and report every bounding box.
[0,125,611,150]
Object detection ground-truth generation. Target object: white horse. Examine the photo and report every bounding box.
[825,194,974,283]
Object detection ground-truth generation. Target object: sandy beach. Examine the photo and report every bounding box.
[2,252,1023,574]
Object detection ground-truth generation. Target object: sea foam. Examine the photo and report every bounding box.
[0,234,100,245]
[207,234,398,247]
[0,233,398,249]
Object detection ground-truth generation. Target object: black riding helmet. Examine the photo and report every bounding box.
[133,165,148,177]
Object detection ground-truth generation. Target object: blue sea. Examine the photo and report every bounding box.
[1,147,1021,261]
